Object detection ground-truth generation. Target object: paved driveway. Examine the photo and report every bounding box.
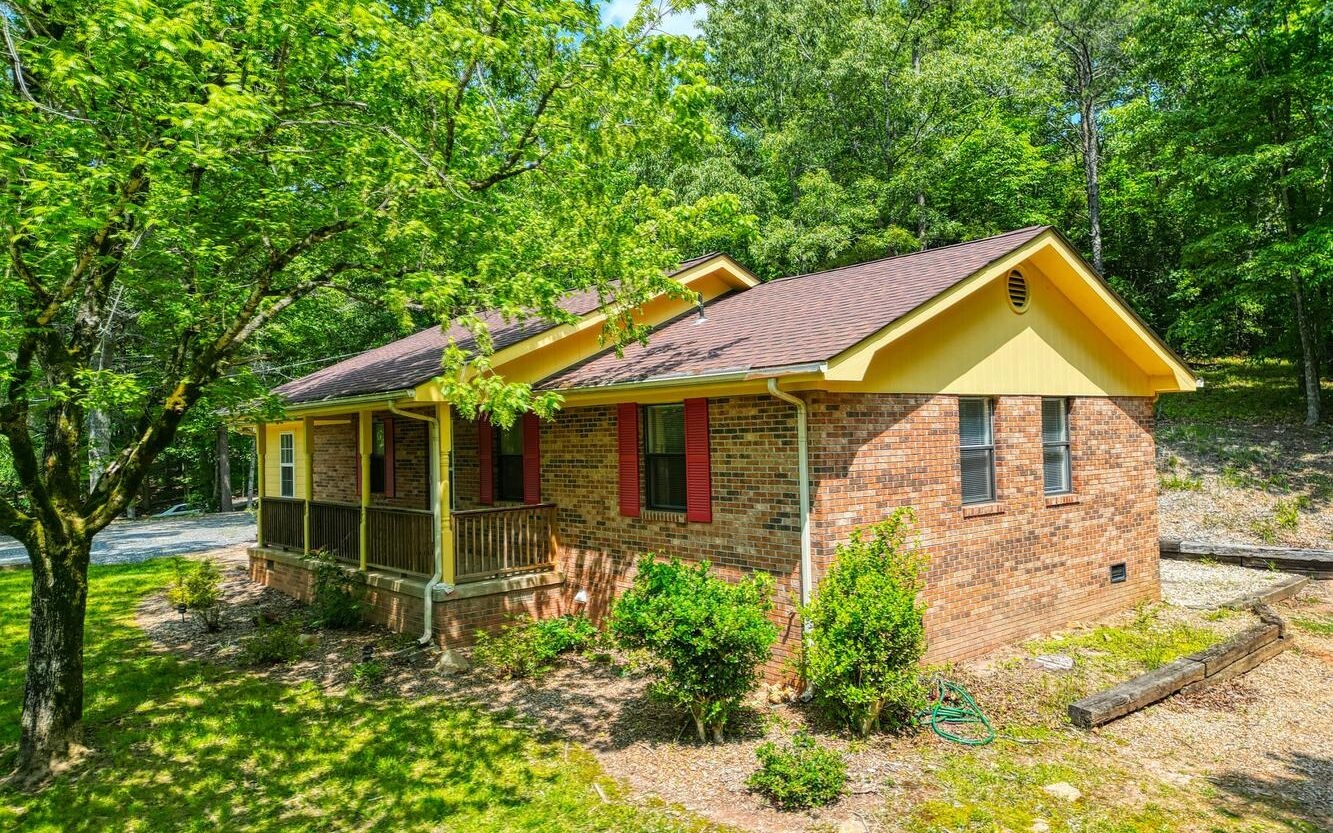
[0,512,256,567]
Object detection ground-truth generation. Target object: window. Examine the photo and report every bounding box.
[370,419,387,493]
[496,423,525,502]
[278,432,295,498]
[644,403,687,511]
[1042,398,1072,495]
[958,398,995,505]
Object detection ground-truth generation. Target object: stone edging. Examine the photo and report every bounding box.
[1069,603,1292,729]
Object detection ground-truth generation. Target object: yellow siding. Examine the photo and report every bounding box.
[856,262,1154,396]
[260,420,306,498]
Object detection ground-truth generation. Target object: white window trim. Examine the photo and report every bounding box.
[278,432,296,498]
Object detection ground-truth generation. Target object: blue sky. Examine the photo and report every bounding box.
[600,0,704,37]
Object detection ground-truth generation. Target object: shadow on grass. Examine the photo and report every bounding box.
[0,561,721,833]
[1209,751,1333,832]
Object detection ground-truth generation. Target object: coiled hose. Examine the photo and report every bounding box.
[918,676,995,746]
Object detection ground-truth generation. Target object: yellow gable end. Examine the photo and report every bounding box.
[854,259,1165,397]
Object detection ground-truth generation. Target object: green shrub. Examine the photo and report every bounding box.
[747,731,847,810]
[609,555,777,743]
[473,616,555,679]
[240,617,307,666]
[166,558,224,632]
[305,549,364,629]
[803,509,927,736]
[532,613,599,654]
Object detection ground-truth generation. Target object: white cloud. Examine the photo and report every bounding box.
[601,0,705,38]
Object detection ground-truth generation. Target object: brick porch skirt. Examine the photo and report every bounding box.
[248,546,566,646]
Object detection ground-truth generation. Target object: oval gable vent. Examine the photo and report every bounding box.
[1006,270,1029,312]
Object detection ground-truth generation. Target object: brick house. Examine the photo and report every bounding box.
[247,226,1195,672]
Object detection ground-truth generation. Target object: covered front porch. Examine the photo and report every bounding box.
[254,405,557,586]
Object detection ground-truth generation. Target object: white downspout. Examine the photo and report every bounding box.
[388,405,443,646]
[766,378,812,621]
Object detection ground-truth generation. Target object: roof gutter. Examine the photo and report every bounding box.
[388,405,445,646]
[279,388,418,415]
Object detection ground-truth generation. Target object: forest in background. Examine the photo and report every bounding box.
[98,0,1332,512]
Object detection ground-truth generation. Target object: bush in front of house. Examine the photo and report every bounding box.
[305,549,364,629]
[166,557,224,632]
[803,508,928,736]
[240,617,307,665]
[747,731,847,810]
[609,555,777,743]
[473,613,599,679]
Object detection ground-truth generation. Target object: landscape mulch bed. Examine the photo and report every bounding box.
[139,550,1333,832]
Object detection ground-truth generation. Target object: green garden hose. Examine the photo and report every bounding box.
[919,676,995,746]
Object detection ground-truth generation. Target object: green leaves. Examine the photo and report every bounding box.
[802,508,928,736]
[608,555,777,742]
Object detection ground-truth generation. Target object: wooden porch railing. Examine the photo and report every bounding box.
[309,501,361,563]
[452,503,557,583]
[261,497,305,550]
[366,506,435,575]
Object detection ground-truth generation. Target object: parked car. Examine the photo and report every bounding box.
[153,503,201,517]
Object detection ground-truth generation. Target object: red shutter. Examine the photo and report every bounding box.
[522,413,541,504]
[684,398,712,523]
[477,416,494,505]
[382,417,395,498]
[617,403,640,517]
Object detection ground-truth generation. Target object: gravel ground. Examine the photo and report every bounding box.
[1157,420,1333,548]
[1160,559,1299,609]
[0,512,255,567]
[139,549,1333,833]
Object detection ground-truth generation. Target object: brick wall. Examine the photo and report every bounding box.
[537,396,806,673]
[312,419,358,503]
[309,413,430,510]
[288,391,1159,676]
[806,393,1160,663]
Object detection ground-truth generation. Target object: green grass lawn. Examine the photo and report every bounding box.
[0,560,727,833]
[1157,357,1332,425]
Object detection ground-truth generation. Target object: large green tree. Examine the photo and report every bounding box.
[1128,0,1331,423]
[0,0,729,782]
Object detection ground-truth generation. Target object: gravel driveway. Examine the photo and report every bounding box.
[0,512,256,568]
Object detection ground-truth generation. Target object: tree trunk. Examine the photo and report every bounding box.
[1293,273,1322,425]
[1081,94,1104,274]
[216,426,233,513]
[14,535,92,787]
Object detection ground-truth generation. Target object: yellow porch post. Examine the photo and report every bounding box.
[358,409,372,570]
[437,402,455,585]
[255,423,266,547]
[302,416,314,555]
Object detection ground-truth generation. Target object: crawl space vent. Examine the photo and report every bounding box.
[1006,270,1029,312]
[1109,562,1127,584]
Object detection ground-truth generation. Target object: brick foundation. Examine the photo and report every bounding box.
[248,548,566,644]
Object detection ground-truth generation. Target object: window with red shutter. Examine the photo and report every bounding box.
[617,403,640,517]
[683,398,712,523]
[522,413,541,504]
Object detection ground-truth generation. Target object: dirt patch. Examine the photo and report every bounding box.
[1160,559,1300,609]
[1158,420,1333,549]
[139,554,1333,832]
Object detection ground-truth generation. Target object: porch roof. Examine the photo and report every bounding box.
[272,253,722,405]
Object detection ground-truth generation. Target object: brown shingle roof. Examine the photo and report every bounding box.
[539,226,1048,390]
[273,253,722,404]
